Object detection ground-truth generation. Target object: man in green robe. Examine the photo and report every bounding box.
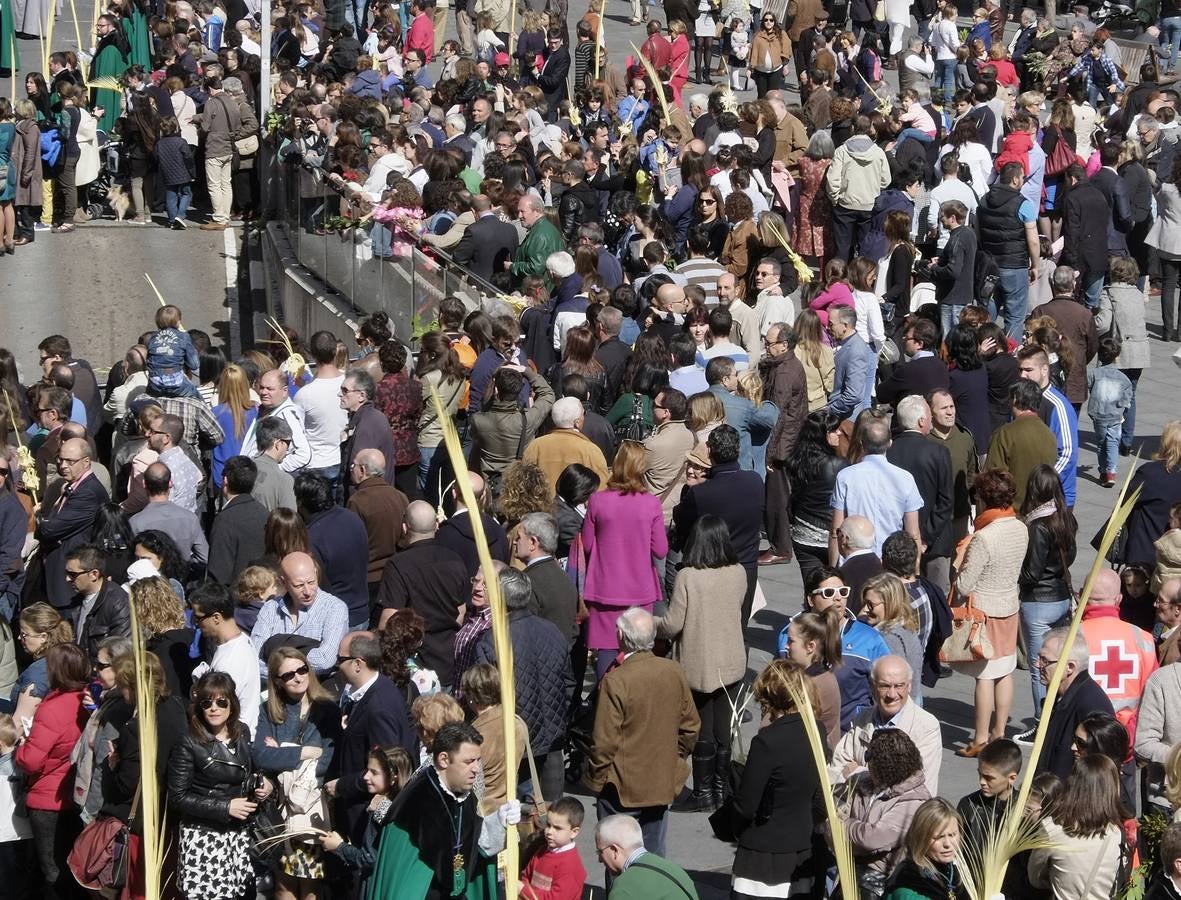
[0,0,18,75]
[368,721,517,900]
[90,13,130,134]
[508,192,564,282]
[121,3,150,70]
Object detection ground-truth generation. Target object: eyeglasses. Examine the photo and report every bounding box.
[94,660,113,672]
[277,664,310,683]
[64,568,89,581]
[699,198,717,205]
[192,610,215,624]
[763,337,786,347]
[810,585,851,600]
[336,654,361,666]
[199,697,231,711]
[1035,655,1059,669]
[339,386,362,396]
[57,456,83,466]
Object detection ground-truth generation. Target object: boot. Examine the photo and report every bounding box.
[673,742,718,812]
[714,745,733,806]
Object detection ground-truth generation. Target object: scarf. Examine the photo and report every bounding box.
[952,506,1017,580]
[1024,499,1056,524]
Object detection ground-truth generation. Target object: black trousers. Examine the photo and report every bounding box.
[831,204,872,260]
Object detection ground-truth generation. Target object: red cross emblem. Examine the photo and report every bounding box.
[1090,640,1139,696]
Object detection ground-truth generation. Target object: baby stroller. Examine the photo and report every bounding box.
[81,132,126,221]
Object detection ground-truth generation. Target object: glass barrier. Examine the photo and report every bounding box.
[260,140,497,344]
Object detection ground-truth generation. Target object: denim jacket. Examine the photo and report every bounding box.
[1087,363,1133,426]
[147,327,199,377]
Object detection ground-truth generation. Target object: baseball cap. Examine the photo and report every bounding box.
[494,51,510,66]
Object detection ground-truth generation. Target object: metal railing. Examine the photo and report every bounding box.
[260,140,499,343]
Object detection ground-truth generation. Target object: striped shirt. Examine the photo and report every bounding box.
[677,257,728,306]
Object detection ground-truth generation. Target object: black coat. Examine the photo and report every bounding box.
[523,556,579,644]
[377,538,468,685]
[77,581,132,661]
[154,134,196,187]
[1036,671,1114,778]
[887,431,955,558]
[307,507,371,628]
[673,462,765,569]
[330,673,416,842]
[537,46,571,119]
[838,552,883,616]
[206,494,269,587]
[453,213,520,283]
[1061,180,1111,279]
[1091,166,1135,254]
[1096,460,1181,567]
[437,510,510,580]
[103,695,187,827]
[340,404,398,503]
[168,730,256,827]
[147,628,198,698]
[733,713,820,854]
[876,356,950,409]
[984,353,1020,432]
[593,337,633,409]
[35,473,110,610]
[1020,516,1075,602]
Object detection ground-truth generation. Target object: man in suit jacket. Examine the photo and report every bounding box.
[673,425,765,624]
[1030,266,1099,407]
[887,396,955,592]
[513,512,579,645]
[453,195,519,282]
[35,437,109,615]
[327,631,416,844]
[1090,144,1135,257]
[436,473,511,578]
[585,609,699,859]
[876,318,951,409]
[1036,627,1115,778]
[536,29,571,122]
[207,456,269,587]
[346,449,410,606]
[826,306,875,421]
[1060,164,1115,308]
[836,516,884,615]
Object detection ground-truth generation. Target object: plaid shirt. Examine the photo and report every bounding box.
[155,395,226,451]
[906,579,934,647]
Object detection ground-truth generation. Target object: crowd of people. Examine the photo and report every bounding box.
[8,0,1181,897]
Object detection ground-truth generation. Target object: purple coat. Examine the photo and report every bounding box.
[581,489,668,649]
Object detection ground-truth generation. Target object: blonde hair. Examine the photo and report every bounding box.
[1166,742,1181,810]
[114,650,170,702]
[736,369,764,403]
[1157,421,1181,473]
[607,440,649,494]
[904,798,962,871]
[522,8,547,30]
[862,572,919,633]
[130,576,186,636]
[18,602,73,658]
[217,364,256,440]
[687,391,725,434]
[266,647,334,724]
[0,713,17,749]
[236,564,281,603]
[411,693,464,746]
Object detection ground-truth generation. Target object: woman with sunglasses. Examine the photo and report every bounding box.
[777,566,889,731]
[692,184,730,257]
[76,635,133,823]
[170,671,272,900]
[748,12,790,97]
[253,648,340,900]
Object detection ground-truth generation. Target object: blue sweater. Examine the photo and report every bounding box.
[1041,384,1079,507]
[252,697,340,780]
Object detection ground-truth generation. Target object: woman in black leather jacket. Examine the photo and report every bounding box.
[787,410,849,586]
[169,671,272,900]
[1018,464,1077,733]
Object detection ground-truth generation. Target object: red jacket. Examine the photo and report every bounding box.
[641,33,672,70]
[521,845,587,900]
[405,12,434,62]
[1080,606,1158,715]
[14,689,87,811]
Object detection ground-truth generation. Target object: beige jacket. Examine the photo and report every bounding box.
[799,344,836,411]
[954,516,1028,618]
[1154,528,1181,593]
[1028,820,1124,900]
[828,698,943,796]
[655,563,748,693]
[643,420,696,526]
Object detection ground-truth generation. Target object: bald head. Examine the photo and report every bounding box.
[59,437,92,481]
[472,194,493,213]
[144,461,172,498]
[655,282,686,312]
[354,448,386,483]
[405,500,438,539]
[839,515,875,551]
[453,471,486,508]
[281,551,320,607]
[1090,568,1122,606]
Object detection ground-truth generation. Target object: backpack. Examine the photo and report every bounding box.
[974,248,999,303]
[614,394,654,444]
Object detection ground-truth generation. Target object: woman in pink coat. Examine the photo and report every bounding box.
[668,20,692,107]
[14,643,90,900]
[581,441,669,679]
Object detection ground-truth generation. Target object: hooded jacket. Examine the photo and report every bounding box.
[845,769,931,878]
[826,135,891,212]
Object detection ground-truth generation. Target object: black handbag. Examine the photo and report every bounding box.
[706,759,746,843]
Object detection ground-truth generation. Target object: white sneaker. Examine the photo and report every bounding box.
[1013,724,1038,745]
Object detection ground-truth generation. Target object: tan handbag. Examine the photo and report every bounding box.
[939,595,993,663]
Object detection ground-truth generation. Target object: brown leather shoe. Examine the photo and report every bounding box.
[200,222,227,231]
[757,551,789,566]
[955,741,987,758]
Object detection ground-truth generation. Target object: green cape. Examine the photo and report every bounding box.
[121,7,151,71]
[91,39,129,134]
[0,0,18,72]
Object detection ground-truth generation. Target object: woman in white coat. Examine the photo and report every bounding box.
[169,76,199,146]
[1145,153,1181,342]
[884,0,911,60]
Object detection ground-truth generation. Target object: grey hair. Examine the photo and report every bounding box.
[872,654,914,682]
[551,396,583,429]
[520,193,545,214]
[519,512,559,555]
[1139,114,1160,131]
[598,306,622,335]
[1044,627,1090,668]
[256,415,294,451]
[1050,265,1077,294]
[345,368,376,401]
[838,516,875,550]
[908,35,924,51]
[831,305,858,328]
[596,814,644,852]
[546,251,576,279]
[895,395,930,431]
[617,607,656,652]
[499,569,533,611]
[807,130,835,160]
[688,92,709,110]
[445,113,467,132]
[97,634,134,661]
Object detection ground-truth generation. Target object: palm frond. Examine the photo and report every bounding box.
[429,385,519,899]
[630,43,670,126]
[263,315,307,380]
[128,597,167,899]
[85,75,125,93]
[3,391,39,504]
[764,219,813,285]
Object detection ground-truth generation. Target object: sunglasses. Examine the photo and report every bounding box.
[810,585,851,600]
[277,664,310,683]
[199,697,231,711]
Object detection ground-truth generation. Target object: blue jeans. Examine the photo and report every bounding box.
[165,184,192,223]
[992,266,1031,343]
[896,128,935,148]
[1082,270,1104,309]
[940,303,965,337]
[934,58,957,105]
[1162,16,1181,71]
[1121,368,1141,451]
[1020,599,1071,713]
[1096,420,1122,476]
[370,222,392,258]
[346,0,370,32]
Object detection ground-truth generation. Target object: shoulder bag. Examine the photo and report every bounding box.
[939,595,993,662]
[1044,125,1078,178]
[67,783,138,893]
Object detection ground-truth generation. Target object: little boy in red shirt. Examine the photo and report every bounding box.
[521,796,587,900]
